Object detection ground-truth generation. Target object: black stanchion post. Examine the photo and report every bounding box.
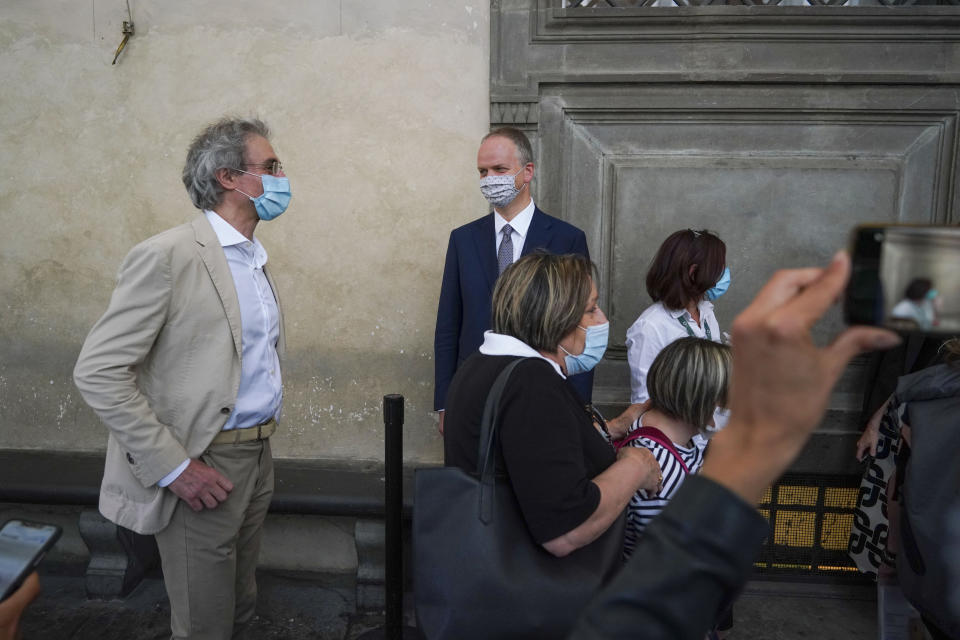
[357,394,420,639]
[383,394,404,637]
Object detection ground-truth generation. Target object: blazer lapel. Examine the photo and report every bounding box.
[521,207,554,256]
[191,216,243,358]
[471,213,499,292]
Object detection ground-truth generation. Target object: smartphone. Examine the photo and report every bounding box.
[0,519,62,601]
[846,224,960,335]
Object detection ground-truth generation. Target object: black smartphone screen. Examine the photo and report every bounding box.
[0,519,62,601]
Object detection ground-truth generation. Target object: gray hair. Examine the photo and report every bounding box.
[182,117,271,210]
[647,337,732,435]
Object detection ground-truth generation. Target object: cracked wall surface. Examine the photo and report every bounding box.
[0,0,491,464]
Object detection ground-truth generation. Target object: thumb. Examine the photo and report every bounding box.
[826,327,900,377]
[5,571,41,610]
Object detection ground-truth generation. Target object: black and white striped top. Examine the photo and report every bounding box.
[623,434,704,559]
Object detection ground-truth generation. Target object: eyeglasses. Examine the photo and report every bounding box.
[242,160,284,176]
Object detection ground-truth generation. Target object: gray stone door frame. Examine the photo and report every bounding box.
[490,0,960,474]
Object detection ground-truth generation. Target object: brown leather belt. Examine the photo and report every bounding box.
[210,419,277,446]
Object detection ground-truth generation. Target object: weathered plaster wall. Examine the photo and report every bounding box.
[0,0,490,463]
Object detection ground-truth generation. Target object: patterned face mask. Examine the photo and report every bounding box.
[479,168,525,209]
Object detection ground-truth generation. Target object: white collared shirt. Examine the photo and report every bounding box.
[157,211,283,487]
[494,199,535,263]
[624,300,721,404]
[478,330,565,379]
[891,299,934,329]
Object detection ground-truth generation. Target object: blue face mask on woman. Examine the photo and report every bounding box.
[236,171,292,221]
[705,267,731,301]
[560,322,609,376]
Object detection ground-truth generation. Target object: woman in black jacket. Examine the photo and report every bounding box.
[444,252,661,558]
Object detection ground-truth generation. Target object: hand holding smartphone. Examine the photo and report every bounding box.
[0,519,61,602]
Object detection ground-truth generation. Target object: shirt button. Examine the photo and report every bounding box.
[220,407,232,415]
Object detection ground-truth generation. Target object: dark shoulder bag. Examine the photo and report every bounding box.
[414,358,626,640]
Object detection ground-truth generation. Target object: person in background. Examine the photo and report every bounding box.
[890,277,938,330]
[445,252,661,557]
[570,251,901,640]
[850,338,960,639]
[443,252,661,634]
[625,229,730,436]
[620,337,731,558]
[74,117,289,640]
[434,127,592,434]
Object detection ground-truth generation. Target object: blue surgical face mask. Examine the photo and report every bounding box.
[705,266,731,301]
[559,321,609,376]
[927,288,939,300]
[236,171,291,221]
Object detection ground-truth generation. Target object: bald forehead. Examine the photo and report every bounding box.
[479,135,519,159]
[477,136,523,174]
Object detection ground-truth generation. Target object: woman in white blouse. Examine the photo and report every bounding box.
[626,229,730,406]
[889,277,938,330]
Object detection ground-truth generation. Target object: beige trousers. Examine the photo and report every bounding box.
[154,439,274,640]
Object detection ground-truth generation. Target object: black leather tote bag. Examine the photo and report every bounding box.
[414,358,626,639]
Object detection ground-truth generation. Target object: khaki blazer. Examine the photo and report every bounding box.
[74,215,285,534]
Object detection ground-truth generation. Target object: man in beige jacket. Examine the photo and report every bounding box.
[74,117,290,640]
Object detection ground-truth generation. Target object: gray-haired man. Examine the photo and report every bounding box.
[74,117,290,639]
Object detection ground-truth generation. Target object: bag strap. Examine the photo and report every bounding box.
[477,357,529,525]
[614,426,690,475]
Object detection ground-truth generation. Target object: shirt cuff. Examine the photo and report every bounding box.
[157,459,190,487]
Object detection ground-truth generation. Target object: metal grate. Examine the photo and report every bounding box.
[754,473,870,583]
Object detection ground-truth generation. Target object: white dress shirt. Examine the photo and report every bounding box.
[478,330,565,378]
[494,199,536,263]
[625,300,721,405]
[158,211,283,487]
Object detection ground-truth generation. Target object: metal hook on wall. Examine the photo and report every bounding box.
[112,0,134,65]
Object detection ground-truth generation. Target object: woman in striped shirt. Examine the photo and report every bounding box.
[622,337,732,558]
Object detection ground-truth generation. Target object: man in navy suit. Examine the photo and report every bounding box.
[434,127,593,433]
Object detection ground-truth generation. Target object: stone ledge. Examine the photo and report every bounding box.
[0,449,415,516]
[0,449,418,604]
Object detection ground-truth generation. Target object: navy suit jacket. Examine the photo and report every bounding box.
[434,206,593,411]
